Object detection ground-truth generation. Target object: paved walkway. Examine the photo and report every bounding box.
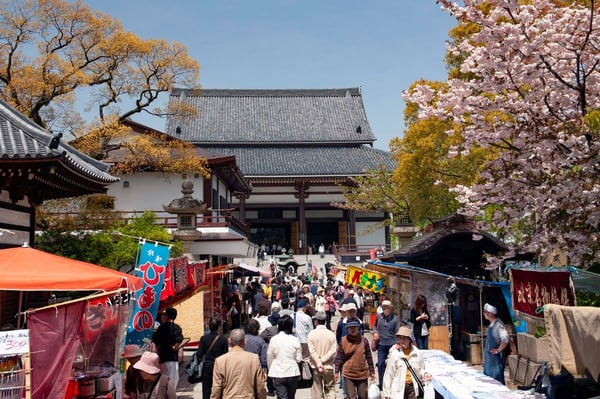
[176,313,366,398]
[174,320,513,398]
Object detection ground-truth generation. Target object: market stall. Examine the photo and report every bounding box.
[366,260,513,360]
[422,349,530,399]
[0,246,142,399]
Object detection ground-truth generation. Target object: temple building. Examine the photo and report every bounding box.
[164,87,396,255]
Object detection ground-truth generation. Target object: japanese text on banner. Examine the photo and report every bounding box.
[510,269,575,317]
[125,242,170,348]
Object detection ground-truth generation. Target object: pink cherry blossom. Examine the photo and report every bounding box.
[406,0,600,268]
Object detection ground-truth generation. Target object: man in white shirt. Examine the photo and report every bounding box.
[294,299,314,359]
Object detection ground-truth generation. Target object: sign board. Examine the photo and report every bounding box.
[346,266,387,293]
[510,269,576,317]
[0,329,30,355]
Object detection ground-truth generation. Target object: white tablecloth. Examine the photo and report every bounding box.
[422,350,536,399]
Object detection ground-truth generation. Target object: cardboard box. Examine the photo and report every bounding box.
[517,333,551,362]
[508,354,542,385]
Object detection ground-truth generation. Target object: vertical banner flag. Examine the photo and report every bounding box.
[125,241,170,348]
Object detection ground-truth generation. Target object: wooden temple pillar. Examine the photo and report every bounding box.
[236,193,249,223]
[294,180,309,255]
[348,209,357,250]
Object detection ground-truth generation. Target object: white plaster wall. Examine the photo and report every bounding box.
[107,172,206,212]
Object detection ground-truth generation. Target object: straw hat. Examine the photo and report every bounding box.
[133,351,161,374]
[122,344,143,359]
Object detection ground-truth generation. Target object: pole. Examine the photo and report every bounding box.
[479,285,484,361]
[17,291,23,328]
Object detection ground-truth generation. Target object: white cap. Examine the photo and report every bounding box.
[271,301,281,310]
[484,303,497,315]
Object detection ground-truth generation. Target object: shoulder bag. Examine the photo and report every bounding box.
[186,335,219,383]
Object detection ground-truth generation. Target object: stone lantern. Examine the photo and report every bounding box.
[162,174,207,241]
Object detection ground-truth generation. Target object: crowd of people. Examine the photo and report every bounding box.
[119,282,508,399]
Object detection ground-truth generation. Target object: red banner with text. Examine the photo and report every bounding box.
[510,269,575,317]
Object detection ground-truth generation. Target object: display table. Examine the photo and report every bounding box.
[422,350,541,399]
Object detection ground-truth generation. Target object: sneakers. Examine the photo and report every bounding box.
[267,391,275,397]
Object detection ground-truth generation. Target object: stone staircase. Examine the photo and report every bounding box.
[234,254,338,276]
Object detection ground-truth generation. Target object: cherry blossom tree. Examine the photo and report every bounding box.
[406,0,600,267]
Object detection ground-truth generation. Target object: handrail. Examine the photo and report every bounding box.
[37,209,248,235]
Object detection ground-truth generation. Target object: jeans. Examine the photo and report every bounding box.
[415,335,429,349]
[377,343,393,388]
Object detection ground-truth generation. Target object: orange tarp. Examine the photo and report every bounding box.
[0,246,143,291]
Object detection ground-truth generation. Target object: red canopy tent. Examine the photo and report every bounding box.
[0,246,142,292]
[0,246,143,399]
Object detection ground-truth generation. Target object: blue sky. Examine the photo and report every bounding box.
[84,1,456,151]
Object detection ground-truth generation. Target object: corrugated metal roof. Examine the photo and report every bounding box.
[200,145,395,176]
[165,88,377,144]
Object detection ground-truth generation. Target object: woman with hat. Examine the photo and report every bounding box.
[122,344,143,399]
[132,351,176,399]
[334,319,376,399]
[314,286,326,313]
[382,326,431,399]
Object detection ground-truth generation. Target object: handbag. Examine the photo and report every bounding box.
[185,351,202,383]
[186,335,219,383]
[370,336,378,352]
[297,360,313,389]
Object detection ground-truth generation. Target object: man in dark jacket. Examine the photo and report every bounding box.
[196,318,229,399]
[152,307,184,388]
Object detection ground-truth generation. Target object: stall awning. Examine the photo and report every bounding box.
[366,260,509,288]
[235,262,271,277]
[0,246,143,291]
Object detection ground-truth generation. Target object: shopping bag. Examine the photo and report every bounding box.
[297,360,313,388]
[185,352,203,383]
[423,382,435,399]
[368,382,381,399]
